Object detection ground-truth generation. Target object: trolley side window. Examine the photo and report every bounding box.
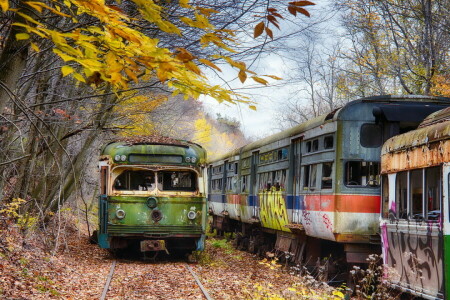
[345,161,380,187]
[426,166,441,220]
[114,170,156,191]
[160,171,197,191]
[396,171,408,219]
[381,174,389,219]
[410,169,423,219]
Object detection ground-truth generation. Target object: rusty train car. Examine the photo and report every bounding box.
[97,136,208,256]
[380,107,450,299]
[207,95,450,268]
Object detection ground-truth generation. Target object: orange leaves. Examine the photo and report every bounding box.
[254,22,265,38]
[288,1,315,17]
[254,1,315,40]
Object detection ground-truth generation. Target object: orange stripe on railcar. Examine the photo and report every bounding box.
[304,194,380,213]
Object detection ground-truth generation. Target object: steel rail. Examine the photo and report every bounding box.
[186,264,213,300]
[100,260,116,300]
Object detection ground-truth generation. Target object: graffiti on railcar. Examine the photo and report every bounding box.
[383,222,443,297]
[259,190,290,232]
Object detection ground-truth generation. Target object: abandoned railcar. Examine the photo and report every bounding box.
[208,95,450,266]
[97,136,208,256]
[380,107,450,299]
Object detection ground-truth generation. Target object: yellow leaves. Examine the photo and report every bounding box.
[11,0,281,105]
[238,70,247,83]
[61,65,75,77]
[25,1,71,17]
[0,0,9,12]
[176,48,195,63]
[332,290,345,299]
[251,76,268,85]
[198,59,221,72]
[15,33,30,40]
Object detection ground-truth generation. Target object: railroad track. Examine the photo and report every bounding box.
[100,260,212,300]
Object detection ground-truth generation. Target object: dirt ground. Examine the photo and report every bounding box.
[0,218,342,299]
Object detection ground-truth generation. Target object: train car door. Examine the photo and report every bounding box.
[443,163,450,300]
[289,138,302,224]
[250,151,259,219]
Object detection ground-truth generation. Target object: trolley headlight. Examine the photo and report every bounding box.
[191,157,196,163]
[185,157,191,163]
[120,155,126,161]
[116,209,126,219]
[114,155,120,162]
[147,197,157,209]
[187,210,197,220]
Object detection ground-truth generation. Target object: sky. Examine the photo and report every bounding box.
[200,1,336,139]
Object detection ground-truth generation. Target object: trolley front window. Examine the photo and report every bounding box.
[159,171,197,191]
[114,170,156,191]
[345,161,380,187]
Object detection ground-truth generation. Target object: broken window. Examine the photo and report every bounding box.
[160,171,197,191]
[321,162,333,189]
[345,161,380,187]
[114,170,156,191]
[303,164,317,190]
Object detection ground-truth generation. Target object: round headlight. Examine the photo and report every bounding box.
[187,210,197,220]
[191,157,197,163]
[116,209,126,219]
[114,155,120,161]
[185,157,191,163]
[120,155,126,161]
[147,197,157,209]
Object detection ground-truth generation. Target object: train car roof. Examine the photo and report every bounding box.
[382,108,450,155]
[101,135,206,158]
[210,95,450,163]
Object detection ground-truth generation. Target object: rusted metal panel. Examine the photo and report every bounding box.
[382,139,450,173]
[140,239,168,253]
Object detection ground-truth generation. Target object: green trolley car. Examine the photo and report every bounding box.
[97,136,207,256]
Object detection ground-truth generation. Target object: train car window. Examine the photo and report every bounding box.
[274,170,287,191]
[425,166,441,221]
[312,139,319,151]
[410,169,423,220]
[114,170,156,191]
[324,136,334,149]
[259,172,272,191]
[242,175,249,193]
[306,141,312,153]
[345,161,380,187]
[396,172,408,219]
[360,124,382,148]
[234,163,238,175]
[321,163,333,189]
[278,148,289,160]
[381,175,389,219]
[303,164,317,190]
[160,171,197,191]
[212,178,222,191]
